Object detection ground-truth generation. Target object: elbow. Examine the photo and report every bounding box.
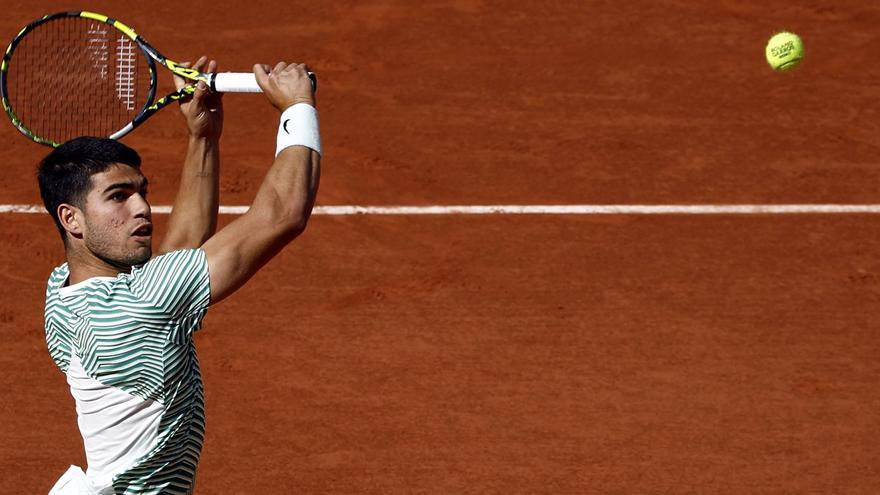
[285,212,310,237]
[272,205,313,239]
[252,190,316,239]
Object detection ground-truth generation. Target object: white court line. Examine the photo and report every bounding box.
[3,204,880,215]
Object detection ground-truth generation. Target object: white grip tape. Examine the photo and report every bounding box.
[212,72,262,93]
[211,72,317,93]
[276,103,321,156]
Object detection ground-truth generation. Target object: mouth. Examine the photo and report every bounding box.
[131,223,153,241]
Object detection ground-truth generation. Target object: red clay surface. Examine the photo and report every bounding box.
[2,1,880,493]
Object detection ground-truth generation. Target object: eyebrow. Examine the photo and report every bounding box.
[102,177,149,194]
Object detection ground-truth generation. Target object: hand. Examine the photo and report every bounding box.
[175,56,223,139]
[253,62,315,111]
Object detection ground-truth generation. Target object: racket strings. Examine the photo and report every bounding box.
[5,16,152,144]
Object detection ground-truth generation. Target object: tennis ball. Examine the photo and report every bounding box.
[765,32,804,71]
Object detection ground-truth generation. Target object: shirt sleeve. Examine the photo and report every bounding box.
[129,248,211,320]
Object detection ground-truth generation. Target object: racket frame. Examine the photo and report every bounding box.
[1,11,309,147]
[1,12,163,146]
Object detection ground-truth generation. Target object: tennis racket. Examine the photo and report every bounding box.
[0,11,317,147]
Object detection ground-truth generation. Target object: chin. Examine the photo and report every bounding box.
[126,247,152,266]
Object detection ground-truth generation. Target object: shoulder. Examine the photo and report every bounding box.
[45,262,70,295]
[143,248,206,267]
[130,249,208,282]
[128,249,211,315]
[44,263,69,321]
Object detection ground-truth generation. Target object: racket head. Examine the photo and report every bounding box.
[0,12,157,147]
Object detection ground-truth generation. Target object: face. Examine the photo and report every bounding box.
[78,164,153,267]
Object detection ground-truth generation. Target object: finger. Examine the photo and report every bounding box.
[203,60,220,98]
[192,55,208,72]
[289,64,311,78]
[188,57,208,98]
[205,67,224,105]
[273,61,287,73]
[191,80,207,105]
[281,62,301,73]
[253,63,271,89]
[173,61,191,91]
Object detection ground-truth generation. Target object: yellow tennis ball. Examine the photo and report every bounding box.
[765,32,804,71]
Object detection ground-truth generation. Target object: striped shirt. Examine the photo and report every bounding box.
[44,249,211,494]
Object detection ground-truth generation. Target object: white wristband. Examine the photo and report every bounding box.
[275,103,322,157]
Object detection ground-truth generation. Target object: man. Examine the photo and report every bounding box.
[43,58,321,494]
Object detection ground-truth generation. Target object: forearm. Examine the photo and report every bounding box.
[199,63,318,305]
[251,145,320,234]
[159,136,221,253]
[199,144,319,305]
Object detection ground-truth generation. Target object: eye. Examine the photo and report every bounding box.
[110,192,128,202]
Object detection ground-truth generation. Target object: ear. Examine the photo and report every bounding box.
[57,203,84,238]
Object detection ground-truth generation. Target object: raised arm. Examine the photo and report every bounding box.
[158,56,224,254]
[200,62,320,305]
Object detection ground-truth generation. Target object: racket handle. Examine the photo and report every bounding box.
[210,72,317,93]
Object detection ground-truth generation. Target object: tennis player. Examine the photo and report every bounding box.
[43,59,321,494]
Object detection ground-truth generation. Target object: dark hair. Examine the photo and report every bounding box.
[38,137,142,240]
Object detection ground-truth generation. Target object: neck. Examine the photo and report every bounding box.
[65,245,131,285]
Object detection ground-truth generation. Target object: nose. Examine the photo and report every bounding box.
[132,192,152,220]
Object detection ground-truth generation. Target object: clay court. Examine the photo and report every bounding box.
[2,0,879,493]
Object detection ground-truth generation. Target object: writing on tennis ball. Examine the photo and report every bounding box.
[765,32,804,71]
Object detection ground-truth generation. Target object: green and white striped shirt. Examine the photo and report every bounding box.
[44,249,211,495]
